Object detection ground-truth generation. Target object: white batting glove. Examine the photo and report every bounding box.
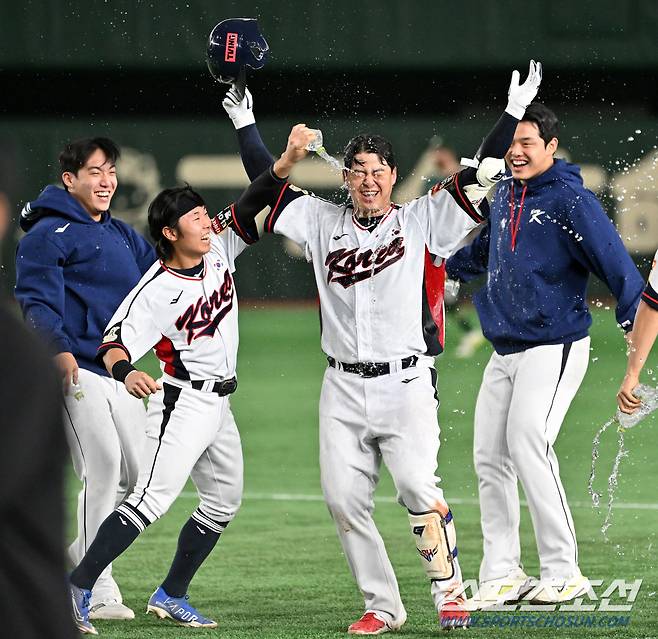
[506,59,542,119]
[462,157,507,206]
[476,157,506,188]
[222,85,255,129]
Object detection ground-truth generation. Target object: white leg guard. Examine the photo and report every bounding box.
[409,510,458,580]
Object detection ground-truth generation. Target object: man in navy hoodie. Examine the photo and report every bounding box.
[15,138,156,620]
[446,103,644,607]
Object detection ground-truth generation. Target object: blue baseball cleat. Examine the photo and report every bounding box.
[146,586,218,628]
[70,582,98,635]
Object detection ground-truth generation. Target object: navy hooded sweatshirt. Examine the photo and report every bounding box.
[446,159,644,354]
[15,185,156,376]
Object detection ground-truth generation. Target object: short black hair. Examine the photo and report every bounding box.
[343,134,396,170]
[58,137,120,177]
[521,103,559,146]
[148,185,206,261]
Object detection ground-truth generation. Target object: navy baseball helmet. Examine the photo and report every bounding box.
[207,18,269,84]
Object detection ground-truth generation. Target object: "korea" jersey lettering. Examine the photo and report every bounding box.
[264,185,483,362]
[98,230,248,384]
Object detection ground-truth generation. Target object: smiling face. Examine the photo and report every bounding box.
[344,152,397,217]
[163,205,212,268]
[62,148,117,219]
[506,121,558,182]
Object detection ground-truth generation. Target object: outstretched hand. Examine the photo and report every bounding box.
[506,60,542,119]
[222,85,255,129]
[273,124,318,178]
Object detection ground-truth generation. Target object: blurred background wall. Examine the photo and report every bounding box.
[0,0,656,298]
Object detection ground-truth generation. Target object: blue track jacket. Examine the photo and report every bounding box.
[15,185,156,376]
[446,159,644,355]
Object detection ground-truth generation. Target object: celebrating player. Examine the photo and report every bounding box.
[68,126,313,635]
[15,138,155,620]
[223,62,542,632]
[617,249,658,413]
[446,103,645,606]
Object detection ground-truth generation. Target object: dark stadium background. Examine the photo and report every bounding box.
[0,0,656,299]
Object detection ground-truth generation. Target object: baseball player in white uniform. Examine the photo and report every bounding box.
[224,62,542,632]
[617,248,658,412]
[68,128,310,635]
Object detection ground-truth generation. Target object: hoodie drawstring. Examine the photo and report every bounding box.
[509,184,527,252]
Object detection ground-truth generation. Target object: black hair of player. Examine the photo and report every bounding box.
[59,138,120,187]
[521,103,559,147]
[343,134,396,170]
[148,185,206,261]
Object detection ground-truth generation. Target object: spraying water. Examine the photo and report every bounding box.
[588,384,658,540]
[305,129,344,172]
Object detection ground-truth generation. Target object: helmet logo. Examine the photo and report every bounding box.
[225,32,238,62]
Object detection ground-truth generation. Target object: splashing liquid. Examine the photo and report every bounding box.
[588,419,628,540]
[588,384,658,540]
[306,129,344,172]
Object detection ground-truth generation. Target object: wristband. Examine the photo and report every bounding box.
[112,359,136,383]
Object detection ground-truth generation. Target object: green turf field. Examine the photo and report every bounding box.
[69,306,658,638]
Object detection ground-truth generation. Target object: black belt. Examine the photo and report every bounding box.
[327,355,418,378]
[190,377,237,395]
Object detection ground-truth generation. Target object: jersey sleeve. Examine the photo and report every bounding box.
[97,272,162,364]
[405,185,483,259]
[236,123,275,180]
[263,184,324,261]
[641,249,658,311]
[129,226,157,274]
[446,221,491,282]
[566,192,645,329]
[14,229,72,354]
[210,165,294,251]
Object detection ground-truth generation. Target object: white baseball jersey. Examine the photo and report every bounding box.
[642,248,658,310]
[98,230,248,384]
[264,183,484,362]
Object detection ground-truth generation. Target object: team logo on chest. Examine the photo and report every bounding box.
[175,270,234,344]
[325,236,405,288]
[529,208,545,224]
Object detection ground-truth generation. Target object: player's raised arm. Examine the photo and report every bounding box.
[272,124,317,177]
[418,60,542,249]
[223,84,274,179]
[473,60,543,161]
[212,124,317,239]
[439,61,543,210]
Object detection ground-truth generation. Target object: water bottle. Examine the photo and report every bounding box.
[305,129,343,172]
[615,383,658,430]
[305,129,324,152]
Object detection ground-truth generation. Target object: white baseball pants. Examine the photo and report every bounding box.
[474,337,590,582]
[64,367,146,600]
[319,360,463,627]
[124,382,243,526]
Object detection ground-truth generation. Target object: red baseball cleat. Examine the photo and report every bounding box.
[348,612,391,635]
[439,600,470,630]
